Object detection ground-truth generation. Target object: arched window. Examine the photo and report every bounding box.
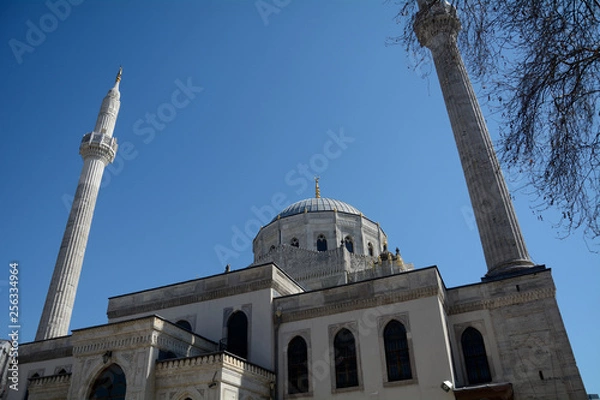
[176,320,192,331]
[383,320,412,381]
[290,238,299,247]
[287,336,309,394]
[89,363,126,400]
[367,242,374,257]
[461,327,492,384]
[269,245,276,252]
[227,311,248,359]
[334,328,359,388]
[344,236,354,253]
[317,234,328,251]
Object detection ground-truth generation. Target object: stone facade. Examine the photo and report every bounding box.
[13,260,585,400]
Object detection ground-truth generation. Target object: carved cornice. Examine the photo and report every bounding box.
[19,337,73,364]
[73,333,153,355]
[108,278,275,318]
[73,318,214,356]
[448,287,555,315]
[280,285,440,323]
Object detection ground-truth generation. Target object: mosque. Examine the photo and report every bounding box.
[4,2,588,400]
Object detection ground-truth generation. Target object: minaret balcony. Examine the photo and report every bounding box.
[79,132,118,163]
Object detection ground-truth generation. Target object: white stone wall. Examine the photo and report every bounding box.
[274,267,455,399]
[109,288,277,370]
[106,264,303,371]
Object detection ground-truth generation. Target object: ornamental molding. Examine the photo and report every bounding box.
[79,132,118,164]
[413,1,461,50]
[73,319,212,356]
[19,339,73,364]
[280,285,440,323]
[109,278,277,318]
[73,333,153,355]
[448,287,555,315]
[29,373,72,386]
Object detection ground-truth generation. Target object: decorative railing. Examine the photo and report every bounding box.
[155,351,275,380]
[29,373,72,386]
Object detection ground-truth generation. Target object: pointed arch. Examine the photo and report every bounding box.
[287,336,309,394]
[227,311,248,359]
[383,320,412,381]
[461,327,492,384]
[88,363,126,400]
[317,234,328,251]
[344,236,354,253]
[334,328,358,388]
[367,242,374,256]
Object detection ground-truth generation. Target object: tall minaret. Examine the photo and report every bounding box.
[413,2,534,277]
[36,69,122,341]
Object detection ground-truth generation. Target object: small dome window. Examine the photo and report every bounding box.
[344,236,354,253]
[291,238,299,247]
[317,234,328,251]
[368,242,374,256]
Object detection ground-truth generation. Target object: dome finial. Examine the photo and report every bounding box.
[115,66,122,83]
[315,176,321,198]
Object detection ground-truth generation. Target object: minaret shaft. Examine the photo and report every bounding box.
[36,157,107,340]
[36,73,120,341]
[414,3,533,276]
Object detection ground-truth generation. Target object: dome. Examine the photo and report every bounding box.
[273,197,362,222]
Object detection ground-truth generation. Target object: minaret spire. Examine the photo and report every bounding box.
[116,66,122,83]
[36,70,121,340]
[315,177,321,198]
[413,3,533,277]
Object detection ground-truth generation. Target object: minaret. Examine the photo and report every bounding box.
[315,177,321,198]
[36,69,122,340]
[413,2,534,277]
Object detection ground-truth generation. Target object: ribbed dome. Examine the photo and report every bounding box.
[273,198,362,222]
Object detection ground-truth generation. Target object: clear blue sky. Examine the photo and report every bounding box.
[1,0,598,393]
